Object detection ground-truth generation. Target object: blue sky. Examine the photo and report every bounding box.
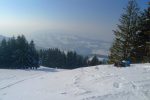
[0,0,149,40]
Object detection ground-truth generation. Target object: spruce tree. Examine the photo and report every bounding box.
[145,2,150,62]
[39,48,89,69]
[14,35,29,68]
[8,37,17,68]
[0,35,39,69]
[89,55,99,66]
[109,0,140,63]
[29,40,39,69]
[135,2,150,62]
[0,39,8,68]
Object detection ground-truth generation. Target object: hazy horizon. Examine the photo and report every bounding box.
[0,0,148,41]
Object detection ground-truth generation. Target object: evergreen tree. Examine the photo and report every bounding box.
[7,37,17,68]
[66,51,78,68]
[0,39,8,68]
[39,48,89,69]
[13,35,29,69]
[89,55,100,66]
[109,0,140,63]
[28,40,39,69]
[0,35,39,69]
[134,2,150,62]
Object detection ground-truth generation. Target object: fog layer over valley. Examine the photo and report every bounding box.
[25,33,111,56]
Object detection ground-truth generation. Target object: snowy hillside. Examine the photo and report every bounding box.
[0,64,150,100]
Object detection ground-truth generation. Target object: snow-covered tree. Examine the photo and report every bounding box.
[109,0,140,63]
[134,2,150,62]
[89,55,101,66]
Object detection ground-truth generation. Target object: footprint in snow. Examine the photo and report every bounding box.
[113,82,121,88]
[3,93,7,96]
[60,92,67,95]
[95,66,99,70]
[40,77,44,80]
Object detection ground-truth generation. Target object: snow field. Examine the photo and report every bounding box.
[0,64,150,100]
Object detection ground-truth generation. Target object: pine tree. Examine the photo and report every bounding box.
[135,2,150,62]
[0,39,8,68]
[8,37,18,68]
[109,0,140,63]
[66,51,74,68]
[145,2,150,62]
[89,55,99,66]
[13,35,29,69]
[0,35,39,69]
[28,40,39,69]
[109,40,123,63]
[39,48,89,69]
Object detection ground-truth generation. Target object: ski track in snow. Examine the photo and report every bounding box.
[0,73,45,91]
[0,64,150,100]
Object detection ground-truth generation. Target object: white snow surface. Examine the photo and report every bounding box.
[0,64,150,100]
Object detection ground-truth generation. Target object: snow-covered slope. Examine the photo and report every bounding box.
[0,64,150,100]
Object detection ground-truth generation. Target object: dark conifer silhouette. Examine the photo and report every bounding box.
[0,35,39,69]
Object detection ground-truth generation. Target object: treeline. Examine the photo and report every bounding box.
[39,49,102,69]
[109,0,150,64]
[0,35,102,69]
[0,35,39,69]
